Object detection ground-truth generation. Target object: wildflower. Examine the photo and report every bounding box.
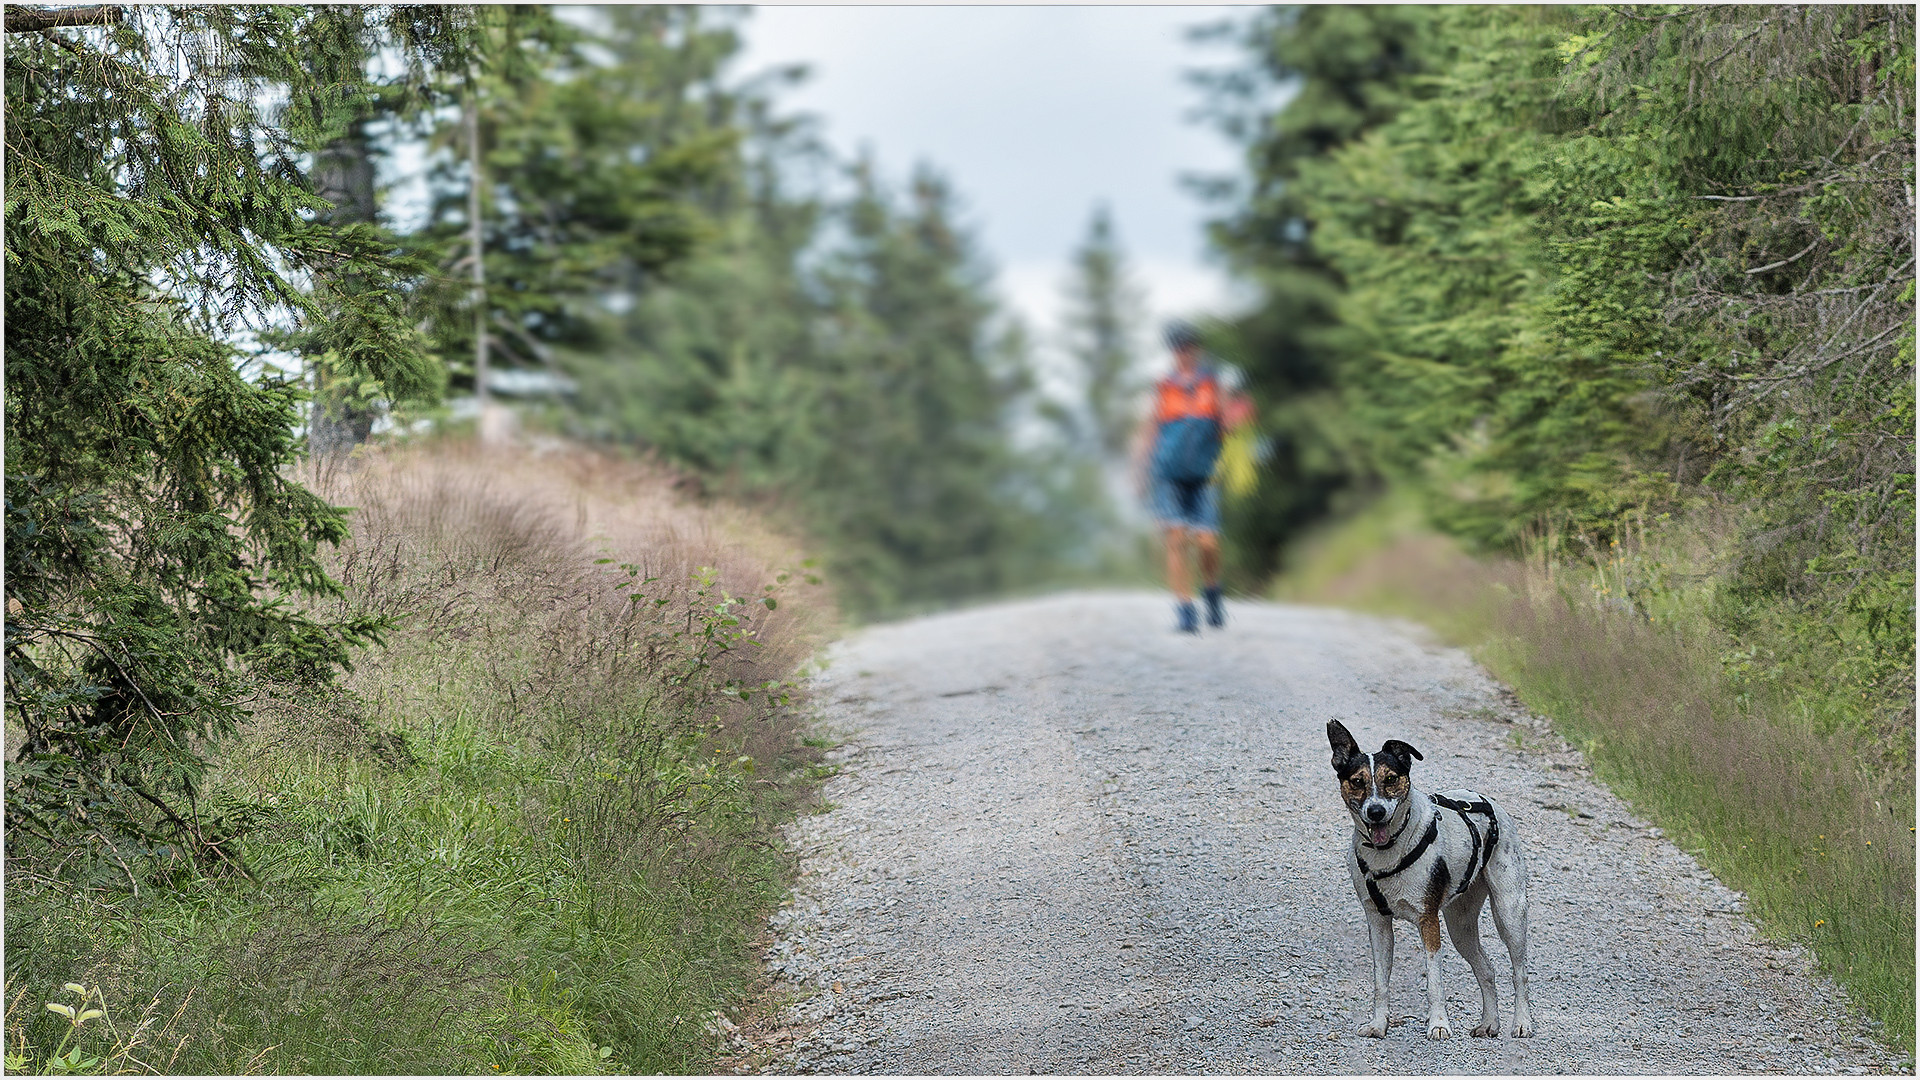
[1815,920,1826,928]
[62,984,85,996]
[45,1003,74,1019]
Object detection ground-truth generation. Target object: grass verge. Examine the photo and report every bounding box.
[1275,492,1915,1059]
[5,441,835,1073]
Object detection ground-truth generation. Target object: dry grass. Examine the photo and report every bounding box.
[304,441,834,864]
[1278,496,1915,1057]
[6,438,839,1074]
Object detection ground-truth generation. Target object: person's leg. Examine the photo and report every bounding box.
[1196,531,1224,627]
[1157,479,1202,632]
[1164,525,1192,601]
[1196,484,1225,628]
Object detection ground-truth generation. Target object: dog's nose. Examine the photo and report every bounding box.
[1363,804,1387,823]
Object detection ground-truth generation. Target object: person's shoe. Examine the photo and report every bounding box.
[1176,601,1199,634]
[1204,585,1224,629]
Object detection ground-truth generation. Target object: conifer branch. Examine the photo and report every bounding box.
[5,5,121,33]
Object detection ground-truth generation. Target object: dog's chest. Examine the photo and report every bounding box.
[1352,846,1442,912]
[1366,880,1428,922]
[1347,797,1496,918]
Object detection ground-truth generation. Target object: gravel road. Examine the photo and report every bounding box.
[725,592,1905,1075]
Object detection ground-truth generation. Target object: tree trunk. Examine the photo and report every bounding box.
[308,118,379,460]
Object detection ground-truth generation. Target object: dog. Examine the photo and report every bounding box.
[1327,719,1533,1040]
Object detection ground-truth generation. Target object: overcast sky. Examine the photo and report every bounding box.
[730,6,1259,368]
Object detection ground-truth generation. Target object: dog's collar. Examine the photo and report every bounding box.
[1358,811,1413,851]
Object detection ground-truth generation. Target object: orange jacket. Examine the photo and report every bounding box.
[1154,374,1220,425]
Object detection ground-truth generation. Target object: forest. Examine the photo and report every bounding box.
[1209,6,1913,762]
[4,3,1913,1071]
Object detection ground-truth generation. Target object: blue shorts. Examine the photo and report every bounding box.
[1151,475,1219,534]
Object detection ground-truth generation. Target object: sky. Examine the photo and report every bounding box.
[729,6,1260,371]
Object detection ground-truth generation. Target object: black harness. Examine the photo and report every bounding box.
[1431,793,1500,899]
[1357,793,1499,917]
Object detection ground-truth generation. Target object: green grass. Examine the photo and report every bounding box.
[5,444,834,1074]
[1275,491,1915,1060]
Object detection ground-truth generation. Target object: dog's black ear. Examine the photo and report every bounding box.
[1328,720,1362,770]
[1380,738,1424,767]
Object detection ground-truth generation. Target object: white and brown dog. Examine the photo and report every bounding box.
[1328,720,1533,1040]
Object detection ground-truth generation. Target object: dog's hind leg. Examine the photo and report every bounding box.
[1488,866,1533,1037]
[1443,894,1500,1037]
[1358,910,1394,1038]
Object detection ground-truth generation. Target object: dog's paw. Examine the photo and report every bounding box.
[1471,1022,1499,1038]
[1426,1020,1452,1041]
[1511,1016,1534,1038]
[1355,1020,1388,1039]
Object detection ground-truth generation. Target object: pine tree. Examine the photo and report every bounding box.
[414,6,729,401]
[1194,5,1439,583]
[4,6,469,881]
[1060,206,1144,460]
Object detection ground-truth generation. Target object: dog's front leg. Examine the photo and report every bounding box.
[1358,911,1394,1038]
[1419,907,1451,1039]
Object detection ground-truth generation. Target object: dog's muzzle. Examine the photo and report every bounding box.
[1361,799,1396,845]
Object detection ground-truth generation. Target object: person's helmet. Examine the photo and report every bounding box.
[1163,319,1203,351]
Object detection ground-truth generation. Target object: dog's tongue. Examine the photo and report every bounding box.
[1371,825,1390,846]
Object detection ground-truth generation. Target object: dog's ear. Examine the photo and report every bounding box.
[1327,720,1362,770]
[1379,739,1424,769]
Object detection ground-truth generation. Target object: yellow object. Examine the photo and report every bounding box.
[1215,424,1260,498]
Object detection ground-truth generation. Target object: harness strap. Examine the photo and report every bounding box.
[1365,878,1392,919]
[1454,810,1484,897]
[1428,794,1500,896]
[1429,793,1495,816]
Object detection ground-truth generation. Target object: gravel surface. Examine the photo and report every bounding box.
[725,591,1906,1075]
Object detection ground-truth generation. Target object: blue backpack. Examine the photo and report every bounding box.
[1152,414,1222,484]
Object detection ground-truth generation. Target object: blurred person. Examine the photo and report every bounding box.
[1132,320,1254,634]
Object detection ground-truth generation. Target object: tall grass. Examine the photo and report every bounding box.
[1277,494,1915,1058]
[5,440,834,1074]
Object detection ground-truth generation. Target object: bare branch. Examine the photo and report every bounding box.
[1745,239,1820,275]
[5,5,120,33]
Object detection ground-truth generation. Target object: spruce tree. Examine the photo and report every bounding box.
[1061,205,1144,460]
[4,5,468,881]
[1194,5,1439,582]
[414,6,729,399]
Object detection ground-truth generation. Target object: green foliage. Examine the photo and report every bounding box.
[786,165,1066,616]
[3,7,463,878]
[1061,206,1145,459]
[6,447,829,1074]
[1210,3,1914,748]
[418,6,734,392]
[541,11,1088,619]
[1193,5,1443,585]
